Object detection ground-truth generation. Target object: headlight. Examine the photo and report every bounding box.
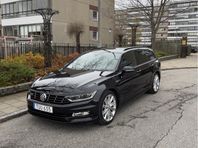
[65,91,97,102]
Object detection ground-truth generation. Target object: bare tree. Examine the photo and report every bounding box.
[114,28,125,47]
[114,10,128,47]
[117,0,173,49]
[68,22,84,53]
[128,0,171,49]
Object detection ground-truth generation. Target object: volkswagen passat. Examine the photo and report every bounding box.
[27,47,161,125]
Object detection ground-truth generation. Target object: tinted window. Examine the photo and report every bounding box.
[135,49,155,65]
[146,50,156,60]
[120,51,137,67]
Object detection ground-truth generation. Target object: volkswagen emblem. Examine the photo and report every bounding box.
[40,93,47,102]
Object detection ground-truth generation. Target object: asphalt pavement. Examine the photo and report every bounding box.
[0,68,197,148]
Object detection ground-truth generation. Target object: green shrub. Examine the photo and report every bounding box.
[0,61,35,87]
[0,52,79,87]
[155,51,169,58]
[4,52,44,69]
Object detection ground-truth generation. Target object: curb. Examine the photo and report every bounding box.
[159,55,178,61]
[162,67,198,71]
[0,82,32,97]
[0,109,28,123]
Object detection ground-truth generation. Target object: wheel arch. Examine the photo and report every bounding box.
[108,88,120,107]
[155,71,161,80]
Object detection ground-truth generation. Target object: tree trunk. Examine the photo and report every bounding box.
[151,29,157,50]
[44,22,52,68]
[118,35,123,47]
[76,33,81,53]
[44,43,52,68]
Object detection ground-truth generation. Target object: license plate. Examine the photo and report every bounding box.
[34,103,53,114]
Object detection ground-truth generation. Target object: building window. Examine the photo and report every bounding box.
[22,1,28,12]
[89,5,98,21]
[20,24,42,37]
[27,1,32,11]
[2,0,33,19]
[89,26,98,41]
[92,31,98,40]
[92,10,98,20]
[4,26,14,36]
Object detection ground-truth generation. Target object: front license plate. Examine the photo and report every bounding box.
[34,103,53,114]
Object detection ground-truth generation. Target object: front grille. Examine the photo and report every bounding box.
[30,90,70,105]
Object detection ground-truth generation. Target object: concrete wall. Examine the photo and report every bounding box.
[51,0,114,46]
[100,0,114,46]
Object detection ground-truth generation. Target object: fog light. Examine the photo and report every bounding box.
[72,111,90,117]
[27,94,31,100]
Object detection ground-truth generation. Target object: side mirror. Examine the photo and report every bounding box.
[123,66,135,72]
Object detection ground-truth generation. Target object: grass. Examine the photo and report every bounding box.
[155,50,169,58]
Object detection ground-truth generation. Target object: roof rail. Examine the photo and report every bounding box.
[123,46,147,51]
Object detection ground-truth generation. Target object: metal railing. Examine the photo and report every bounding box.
[0,41,113,59]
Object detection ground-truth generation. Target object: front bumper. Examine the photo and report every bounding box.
[27,99,99,123]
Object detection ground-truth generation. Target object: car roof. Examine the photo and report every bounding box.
[104,47,153,54]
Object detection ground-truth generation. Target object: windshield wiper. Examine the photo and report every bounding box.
[102,49,116,59]
[100,71,105,76]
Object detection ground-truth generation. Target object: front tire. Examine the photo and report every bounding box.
[98,91,117,125]
[149,74,160,94]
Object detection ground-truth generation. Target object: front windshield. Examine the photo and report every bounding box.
[66,50,121,71]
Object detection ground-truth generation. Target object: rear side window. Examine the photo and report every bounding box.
[146,50,156,60]
[135,49,155,65]
[120,51,137,67]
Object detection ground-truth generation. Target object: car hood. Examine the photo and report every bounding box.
[31,68,113,91]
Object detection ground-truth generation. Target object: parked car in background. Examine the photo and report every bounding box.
[191,46,198,53]
[27,47,161,125]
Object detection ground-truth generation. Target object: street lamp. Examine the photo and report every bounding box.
[34,8,59,68]
[128,24,139,46]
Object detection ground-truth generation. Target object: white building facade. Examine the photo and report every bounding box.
[115,0,198,47]
[0,0,50,38]
[168,0,198,47]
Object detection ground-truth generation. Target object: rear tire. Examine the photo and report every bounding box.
[98,91,117,125]
[148,74,160,94]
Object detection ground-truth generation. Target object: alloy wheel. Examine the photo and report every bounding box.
[153,74,160,92]
[102,94,117,122]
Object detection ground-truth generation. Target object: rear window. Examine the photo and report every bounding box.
[135,49,155,65]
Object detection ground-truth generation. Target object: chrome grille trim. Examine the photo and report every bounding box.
[30,90,70,105]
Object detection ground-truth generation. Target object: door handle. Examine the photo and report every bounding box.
[137,69,142,73]
[150,63,154,66]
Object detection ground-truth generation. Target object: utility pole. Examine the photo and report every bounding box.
[98,0,102,48]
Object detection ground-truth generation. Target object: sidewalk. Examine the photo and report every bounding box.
[161,53,198,70]
[0,53,197,122]
[0,92,27,122]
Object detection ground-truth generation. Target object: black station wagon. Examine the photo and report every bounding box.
[27,47,161,125]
